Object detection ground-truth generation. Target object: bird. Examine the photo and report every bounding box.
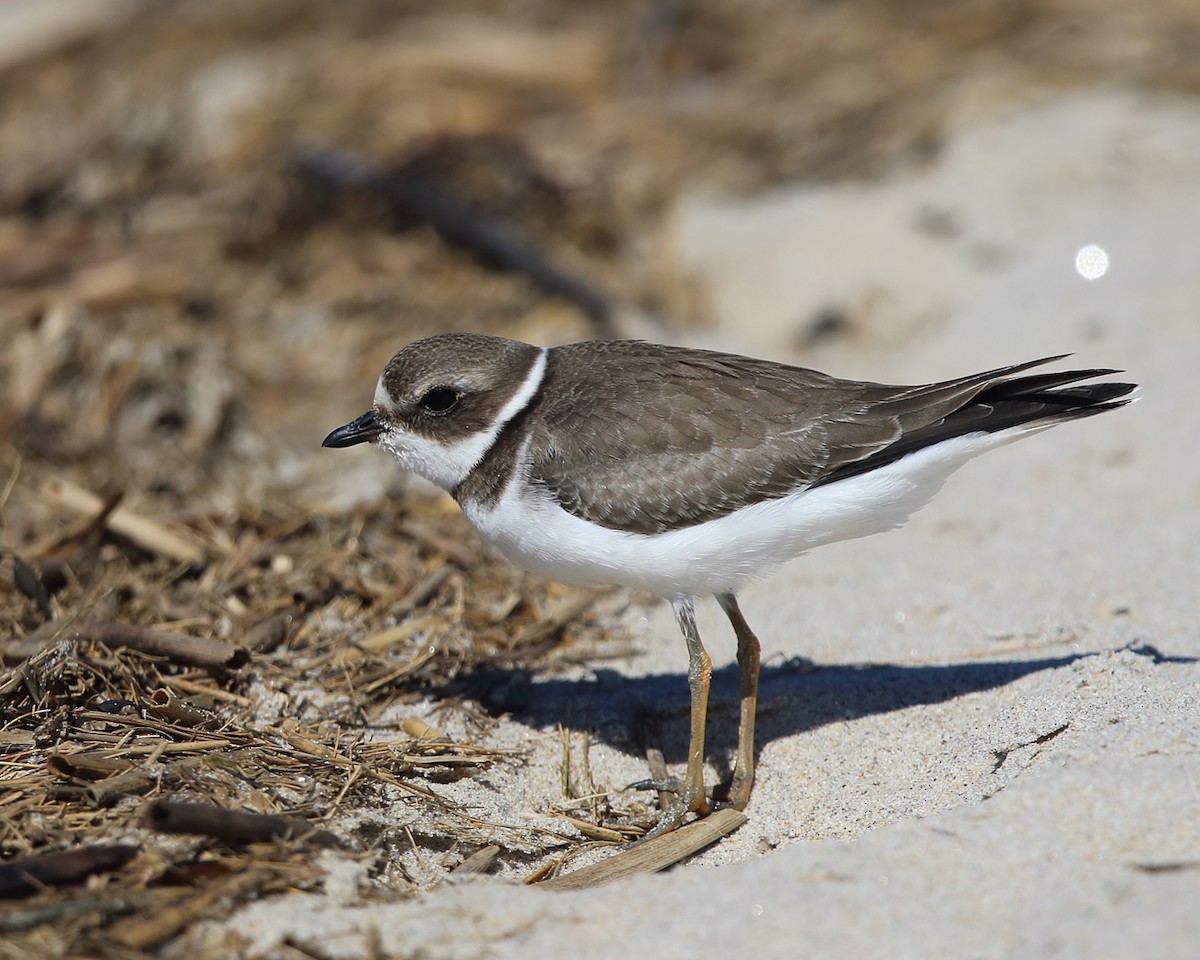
[322,333,1135,837]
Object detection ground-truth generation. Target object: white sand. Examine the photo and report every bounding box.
[182,89,1200,959]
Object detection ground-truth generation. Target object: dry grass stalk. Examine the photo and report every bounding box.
[450,844,501,875]
[105,869,279,950]
[536,809,748,890]
[38,478,212,565]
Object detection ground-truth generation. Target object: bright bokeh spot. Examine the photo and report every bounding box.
[1075,244,1109,280]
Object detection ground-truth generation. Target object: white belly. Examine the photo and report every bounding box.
[463,428,1037,599]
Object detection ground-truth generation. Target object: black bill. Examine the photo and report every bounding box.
[322,410,382,448]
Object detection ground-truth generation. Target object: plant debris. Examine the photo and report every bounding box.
[0,844,138,898]
[0,468,628,954]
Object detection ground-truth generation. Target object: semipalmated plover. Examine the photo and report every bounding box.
[323,334,1134,836]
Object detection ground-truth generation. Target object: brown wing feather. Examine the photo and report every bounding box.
[523,342,1031,535]
[519,344,1135,535]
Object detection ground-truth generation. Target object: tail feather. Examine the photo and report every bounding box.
[980,367,1123,398]
[814,368,1136,488]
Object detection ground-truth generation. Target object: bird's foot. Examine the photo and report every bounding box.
[724,775,752,811]
[621,777,713,842]
[711,774,752,811]
[611,797,692,842]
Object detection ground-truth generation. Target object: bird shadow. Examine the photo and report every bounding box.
[430,643,1186,774]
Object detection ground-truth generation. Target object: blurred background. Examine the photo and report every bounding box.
[1,0,1196,513]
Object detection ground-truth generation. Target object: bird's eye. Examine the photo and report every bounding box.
[419,388,460,414]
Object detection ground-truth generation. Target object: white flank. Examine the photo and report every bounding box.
[378,348,548,492]
[465,424,1051,599]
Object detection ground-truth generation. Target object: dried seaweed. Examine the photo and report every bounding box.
[0,466,621,953]
[0,458,670,950]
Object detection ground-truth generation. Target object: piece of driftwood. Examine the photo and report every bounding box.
[0,625,62,669]
[64,619,248,669]
[144,799,347,850]
[0,844,138,897]
[535,809,747,890]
